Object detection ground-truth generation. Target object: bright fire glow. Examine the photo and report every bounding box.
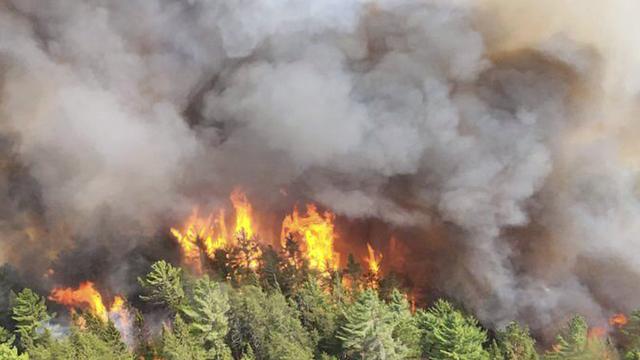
[231,188,255,239]
[170,209,213,272]
[171,189,258,271]
[366,243,382,276]
[50,283,132,344]
[50,282,108,322]
[610,313,628,327]
[281,204,339,272]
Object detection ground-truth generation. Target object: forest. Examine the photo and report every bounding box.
[0,231,638,360]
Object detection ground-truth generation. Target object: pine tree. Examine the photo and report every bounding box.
[80,312,129,357]
[181,276,232,359]
[343,254,362,291]
[544,316,616,360]
[12,289,51,350]
[387,289,421,358]
[337,289,407,360]
[278,235,308,296]
[162,314,208,360]
[489,339,504,359]
[417,299,489,360]
[138,260,185,312]
[0,342,28,360]
[226,233,261,286]
[0,325,15,346]
[292,279,340,356]
[620,310,640,355]
[28,324,132,360]
[494,322,538,360]
[227,285,314,360]
[258,246,282,292]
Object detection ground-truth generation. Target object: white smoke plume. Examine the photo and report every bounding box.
[1,0,640,337]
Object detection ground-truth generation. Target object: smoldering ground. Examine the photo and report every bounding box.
[1,0,640,339]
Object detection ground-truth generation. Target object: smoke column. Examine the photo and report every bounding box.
[2,0,640,337]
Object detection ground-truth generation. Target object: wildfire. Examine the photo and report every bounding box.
[588,326,606,339]
[231,188,255,239]
[170,209,214,271]
[171,189,258,271]
[49,281,109,322]
[281,204,339,272]
[610,313,628,327]
[365,243,383,276]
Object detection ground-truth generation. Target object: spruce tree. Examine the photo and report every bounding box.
[138,260,185,312]
[387,289,421,358]
[494,321,538,360]
[343,254,362,291]
[181,277,232,359]
[227,285,314,360]
[417,299,489,360]
[337,289,407,360]
[162,314,208,360]
[544,316,616,360]
[12,289,51,350]
[0,342,28,360]
[80,312,129,357]
[293,279,340,356]
[620,310,640,356]
[0,325,15,346]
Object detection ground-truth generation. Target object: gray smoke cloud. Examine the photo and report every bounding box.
[1,0,640,337]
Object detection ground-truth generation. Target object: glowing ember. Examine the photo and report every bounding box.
[49,282,108,322]
[231,188,255,239]
[281,204,339,272]
[610,313,628,327]
[365,243,383,276]
[588,326,606,339]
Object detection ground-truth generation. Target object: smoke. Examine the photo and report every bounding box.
[1,0,640,337]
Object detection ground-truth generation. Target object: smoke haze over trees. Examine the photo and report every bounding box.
[2,0,640,344]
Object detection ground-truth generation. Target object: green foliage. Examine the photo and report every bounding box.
[162,314,209,360]
[417,299,489,360]
[79,312,129,357]
[225,233,261,286]
[620,310,640,355]
[138,260,185,312]
[0,325,16,346]
[28,325,132,360]
[181,277,232,359]
[12,289,51,350]
[387,289,421,358]
[544,316,615,360]
[292,279,340,356]
[14,250,640,360]
[227,285,314,360]
[337,289,407,360]
[494,322,538,360]
[0,342,28,360]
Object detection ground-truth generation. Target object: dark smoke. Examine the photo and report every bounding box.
[1,0,640,338]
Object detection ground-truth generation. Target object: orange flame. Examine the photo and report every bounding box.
[109,295,133,346]
[171,189,259,271]
[365,243,382,276]
[49,282,108,322]
[231,188,255,239]
[588,326,606,339]
[610,313,628,327]
[281,204,339,272]
[170,209,212,272]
